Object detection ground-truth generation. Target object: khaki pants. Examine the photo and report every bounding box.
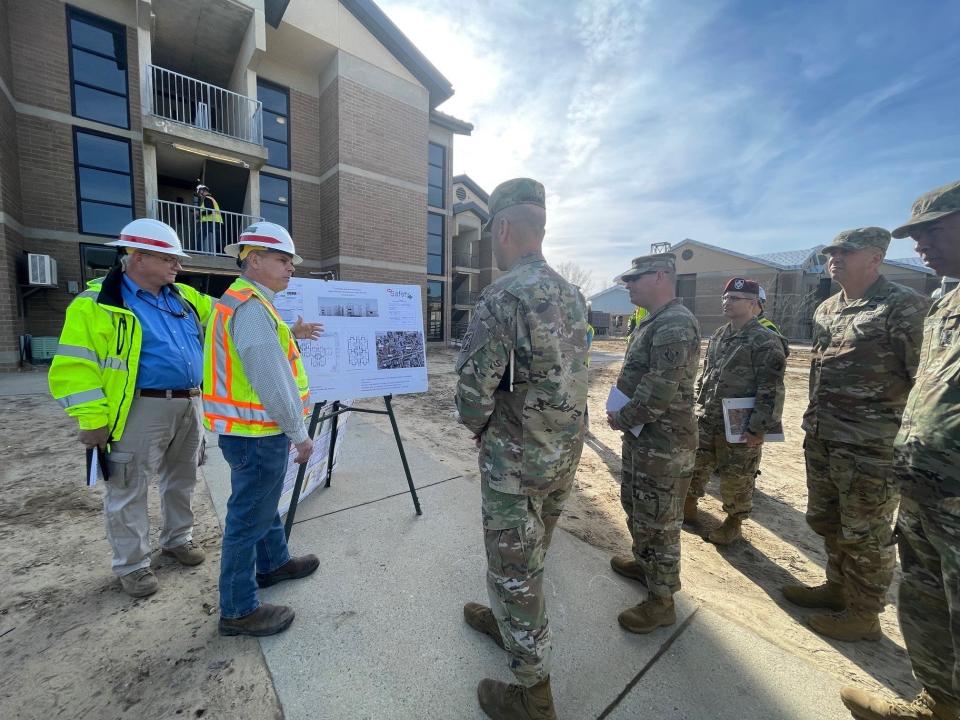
[103,395,202,576]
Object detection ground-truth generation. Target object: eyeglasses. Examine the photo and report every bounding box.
[139,252,181,266]
[722,295,752,302]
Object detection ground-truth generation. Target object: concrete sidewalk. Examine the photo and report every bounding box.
[203,412,852,720]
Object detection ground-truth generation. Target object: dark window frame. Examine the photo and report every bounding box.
[79,242,121,284]
[428,142,445,209]
[260,171,292,233]
[427,211,444,276]
[66,5,129,129]
[427,280,444,342]
[257,78,291,170]
[73,127,135,237]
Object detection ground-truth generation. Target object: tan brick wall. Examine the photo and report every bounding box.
[18,237,82,339]
[0,0,13,88]
[0,85,23,221]
[317,175,339,260]
[338,173,426,268]
[338,77,428,187]
[0,224,26,363]
[318,77,339,175]
[290,88,319,176]
[292,177,321,260]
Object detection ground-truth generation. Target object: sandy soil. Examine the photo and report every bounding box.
[389,340,918,701]
[0,339,917,717]
[0,394,280,720]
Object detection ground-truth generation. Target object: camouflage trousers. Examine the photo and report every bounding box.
[687,427,762,517]
[896,466,960,708]
[482,477,573,687]
[621,439,693,599]
[804,435,898,613]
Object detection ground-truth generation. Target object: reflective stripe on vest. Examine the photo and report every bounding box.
[203,280,309,436]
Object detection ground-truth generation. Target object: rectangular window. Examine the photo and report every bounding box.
[427,212,444,276]
[260,172,291,231]
[74,128,134,236]
[79,242,120,283]
[427,280,444,342]
[258,79,290,169]
[67,7,128,129]
[428,142,445,208]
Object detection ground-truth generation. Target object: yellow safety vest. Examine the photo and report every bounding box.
[202,278,309,436]
[199,196,222,223]
[49,268,212,441]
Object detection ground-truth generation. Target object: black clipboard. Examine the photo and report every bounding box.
[85,446,110,486]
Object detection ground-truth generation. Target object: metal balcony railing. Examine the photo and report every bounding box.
[153,199,262,257]
[454,290,479,306]
[147,65,263,144]
[453,252,480,269]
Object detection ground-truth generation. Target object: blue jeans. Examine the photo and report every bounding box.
[218,433,292,619]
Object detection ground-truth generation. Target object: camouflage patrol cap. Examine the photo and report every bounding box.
[892,179,960,239]
[482,178,546,232]
[616,253,676,283]
[822,227,891,254]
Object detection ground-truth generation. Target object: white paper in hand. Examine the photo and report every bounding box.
[606,386,644,438]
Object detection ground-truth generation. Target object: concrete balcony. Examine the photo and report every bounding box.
[152,199,262,258]
[452,251,480,271]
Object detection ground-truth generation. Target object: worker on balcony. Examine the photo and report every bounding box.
[195,184,222,255]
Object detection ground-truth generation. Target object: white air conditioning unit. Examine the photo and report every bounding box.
[27,253,57,287]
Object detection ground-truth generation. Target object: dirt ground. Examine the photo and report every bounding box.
[0,340,917,718]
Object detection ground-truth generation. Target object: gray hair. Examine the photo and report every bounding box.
[119,252,132,269]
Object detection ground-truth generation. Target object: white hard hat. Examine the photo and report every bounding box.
[106,218,189,258]
[225,221,302,265]
[196,184,209,193]
[758,286,767,302]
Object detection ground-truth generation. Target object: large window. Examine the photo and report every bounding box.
[67,7,128,129]
[427,280,444,342]
[428,142,445,208]
[258,79,290,169]
[79,242,120,283]
[260,173,291,231]
[428,212,444,276]
[73,129,134,236]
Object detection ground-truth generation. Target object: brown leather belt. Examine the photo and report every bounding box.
[136,388,201,398]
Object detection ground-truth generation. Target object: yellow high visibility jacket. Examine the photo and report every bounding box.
[202,278,309,436]
[199,196,222,223]
[48,267,213,441]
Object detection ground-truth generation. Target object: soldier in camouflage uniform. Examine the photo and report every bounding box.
[782,227,931,644]
[455,178,589,720]
[606,253,701,634]
[841,181,960,720]
[684,278,787,545]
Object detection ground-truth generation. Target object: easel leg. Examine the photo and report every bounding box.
[384,394,422,515]
[325,400,340,488]
[284,401,325,540]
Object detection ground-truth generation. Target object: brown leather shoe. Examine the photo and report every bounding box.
[256,554,319,588]
[120,568,158,598]
[683,495,699,523]
[160,539,206,566]
[808,609,882,642]
[708,515,743,545]
[610,555,647,586]
[464,602,506,650]
[477,676,556,720]
[219,603,295,637]
[618,595,676,634]
[840,686,944,720]
[781,580,847,611]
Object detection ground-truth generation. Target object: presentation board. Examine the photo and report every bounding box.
[274,278,428,402]
[277,410,348,517]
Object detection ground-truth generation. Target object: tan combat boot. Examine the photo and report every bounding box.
[781,580,847,611]
[808,608,882,642]
[683,495,699,523]
[618,595,676,634]
[464,602,506,650]
[839,686,955,720]
[477,676,556,720]
[707,515,742,545]
[610,555,647,585]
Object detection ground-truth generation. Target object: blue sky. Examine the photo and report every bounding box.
[377,0,960,291]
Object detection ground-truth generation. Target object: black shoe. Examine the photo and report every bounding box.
[219,603,295,637]
[256,554,320,588]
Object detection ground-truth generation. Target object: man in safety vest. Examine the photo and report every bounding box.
[49,219,213,598]
[203,221,323,637]
[195,184,222,255]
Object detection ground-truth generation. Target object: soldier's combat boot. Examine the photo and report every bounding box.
[840,687,948,720]
[808,608,882,642]
[464,602,506,650]
[781,580,847,611]
[707,515,742,545]
[683,495,699,523]
[618,595,676,634]
[610,555,647,585]
[477,676,556,720]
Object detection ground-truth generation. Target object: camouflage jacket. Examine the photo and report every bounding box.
[455,254,589,496]
[895,286,960,496]
[803,275,931,445]
[615,299,700,472]
[695,318,787,436]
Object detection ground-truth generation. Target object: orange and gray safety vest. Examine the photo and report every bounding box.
[202,277,308,435]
